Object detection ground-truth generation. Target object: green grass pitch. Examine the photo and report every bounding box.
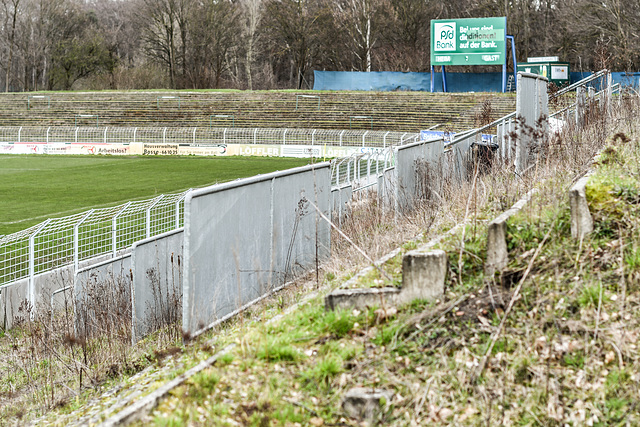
[0,154,310,236]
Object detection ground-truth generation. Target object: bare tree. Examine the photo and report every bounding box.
[263,0,332,89]
[333,0,392,72]
[138,0,193,88]
[240,0,262,90]
[1,0,20,91]
[186,0,239,88]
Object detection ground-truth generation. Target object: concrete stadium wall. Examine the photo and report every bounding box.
[1,252,117,330]
[330,184,353,225]
[183,163,331,336]
[131,229,184,343]
[516,72,549,174]
[396,139,445,213]
[74,254,132,338]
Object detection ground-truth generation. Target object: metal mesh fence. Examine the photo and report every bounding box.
[0,190,190,289]
[0,146,397,290]
[0,126,416,148]
[0,126,414,292]
[331,148,396,188]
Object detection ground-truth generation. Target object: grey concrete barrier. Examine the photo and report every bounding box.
[330,184,352,226]
[183,163,331,337]
[131,229,184,344]
[74,253,132,339]
[401,249,447,302]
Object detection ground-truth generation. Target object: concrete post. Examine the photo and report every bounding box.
[401,249,447,302]
[485,188,537,276]
[569,176,593,240]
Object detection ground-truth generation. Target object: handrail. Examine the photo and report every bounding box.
[550,69,608,99]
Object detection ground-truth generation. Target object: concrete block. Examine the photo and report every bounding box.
[342,387,393,423]
[324,287,400,312]
[569,175,593,240]
[401,249,446,301]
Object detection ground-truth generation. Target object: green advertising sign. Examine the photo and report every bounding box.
[430,17,507,66]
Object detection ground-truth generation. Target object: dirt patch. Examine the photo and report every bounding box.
[453,285,512,323]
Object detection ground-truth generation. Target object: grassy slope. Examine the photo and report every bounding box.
[131,140,640,424]
[0,155,309,235]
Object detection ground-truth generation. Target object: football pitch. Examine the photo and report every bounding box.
[0,154,310,236]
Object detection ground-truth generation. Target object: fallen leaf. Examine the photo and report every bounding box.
[477,315,491,327]
[309,417,324,426]
[438,407,453,420]
[605,351,615,365]
[459,406,478,422]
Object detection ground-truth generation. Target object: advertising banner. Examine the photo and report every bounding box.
[420,130,495,144]
[0,142,371,159]
[431,17,506,66]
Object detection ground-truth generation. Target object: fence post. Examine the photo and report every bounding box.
[311,129,316,146]
[146,195,164,238]
[605,71,613,117]
[163,127,167,144]
[46,127,50,144]
[193,127,197,145]
[18,126,22,143]
[253,128,258,145]
[575,86,586,127]
[354,158,358,182]
[112,202,131,257]
[362,130,368,147]
[75,127,79,144]
[176,190,189,228]
[74,210,94,270]
[28,219,51,319]
[104,127,108,144]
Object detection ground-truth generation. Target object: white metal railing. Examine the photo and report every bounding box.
[331,147,396,189]
[447,69,614,156]
[0,126,415,148]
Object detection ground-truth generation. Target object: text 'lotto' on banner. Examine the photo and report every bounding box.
[430,17,506,66]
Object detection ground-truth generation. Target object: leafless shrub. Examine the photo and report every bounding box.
[143,254,183,344]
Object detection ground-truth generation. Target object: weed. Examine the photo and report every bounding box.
[578,283,608,308]
[256,336,303,363]
[189,369,220,400]
[322,309,356,338]
[300,354,343,390]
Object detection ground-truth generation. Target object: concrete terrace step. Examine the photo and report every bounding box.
[0,91,516,133]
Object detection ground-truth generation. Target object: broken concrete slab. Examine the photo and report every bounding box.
[325,287,400,312]
[325,249,446,311]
